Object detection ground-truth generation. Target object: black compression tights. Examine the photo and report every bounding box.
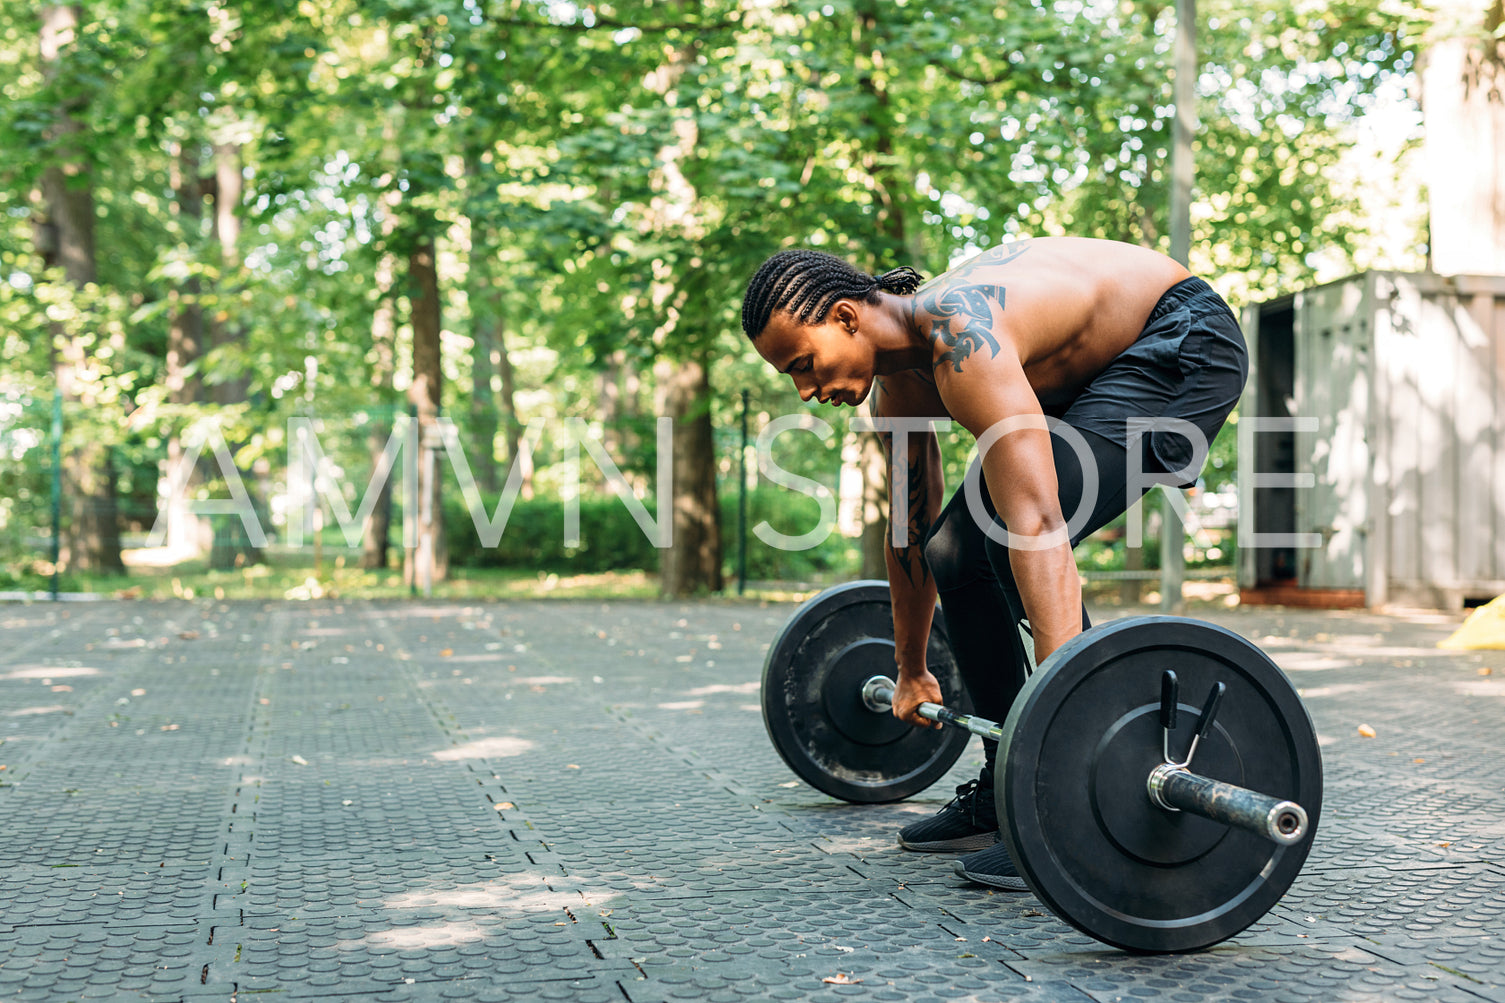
[920,427,1166,767]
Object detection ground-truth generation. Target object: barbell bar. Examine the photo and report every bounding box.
[860,675,1309,846]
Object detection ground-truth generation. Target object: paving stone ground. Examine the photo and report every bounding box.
[1,596,1503,1002]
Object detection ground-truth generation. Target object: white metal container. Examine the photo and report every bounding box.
[1238,272,1505,609]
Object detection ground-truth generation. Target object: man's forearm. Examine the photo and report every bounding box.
[875,414,943,679]
[886,542,937,678]
[1009,543,1083,663]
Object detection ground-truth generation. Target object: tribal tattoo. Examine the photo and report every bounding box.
[871,384,934,590]
[890,452,934,589]
[915,241,1031,375]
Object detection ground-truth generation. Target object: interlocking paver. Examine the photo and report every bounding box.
[0,596,1501,1001]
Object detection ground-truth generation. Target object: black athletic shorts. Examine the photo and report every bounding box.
[1044,276,1248,485]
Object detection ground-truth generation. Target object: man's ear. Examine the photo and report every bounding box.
[832,300,859,335]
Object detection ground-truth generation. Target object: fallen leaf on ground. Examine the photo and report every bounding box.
[1480,667,1493,676]
[1357,724,1377,738]
[440,649,453,657]
[178,631,199,640]
[822,974,862,985]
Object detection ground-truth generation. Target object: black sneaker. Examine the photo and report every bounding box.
[897,772,999,853]
[953,841,1028,891]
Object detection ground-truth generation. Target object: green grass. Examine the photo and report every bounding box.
[2,549,833,603]
[4,551,668,602]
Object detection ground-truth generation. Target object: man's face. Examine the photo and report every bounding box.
[754,305,874,408]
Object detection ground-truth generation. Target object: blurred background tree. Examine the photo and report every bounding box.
[0,0,1453,597]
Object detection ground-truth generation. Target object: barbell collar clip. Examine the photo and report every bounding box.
[1162,679,1228,770]
[1160,670,1179,763]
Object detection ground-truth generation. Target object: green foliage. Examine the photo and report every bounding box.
[0,388,54,579]
[1203,415,1239,494]
[0,0,1445,590]
[444,493,662,573]
[723,485,860,583]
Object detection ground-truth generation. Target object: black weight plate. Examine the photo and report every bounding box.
[996,616,1322,953]
[762,580,973,804]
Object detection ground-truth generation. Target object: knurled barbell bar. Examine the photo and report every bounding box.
[858,674,1310,846]
[760,580,1324,953]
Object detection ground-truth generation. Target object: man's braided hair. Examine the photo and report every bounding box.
[741,249,924,339]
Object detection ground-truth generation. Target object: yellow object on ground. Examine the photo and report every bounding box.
[1440,594,1505,649]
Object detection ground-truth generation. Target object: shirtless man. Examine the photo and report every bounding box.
[740,238,1248,889]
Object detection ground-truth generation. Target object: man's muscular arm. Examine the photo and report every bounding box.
[918,275,1084,663]
[871,376,946,728]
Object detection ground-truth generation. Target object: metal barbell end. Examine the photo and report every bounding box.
[1147,763,1310,845]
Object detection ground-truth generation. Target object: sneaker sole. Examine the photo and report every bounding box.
[897,831,1000,853]
[952,858,1028,891]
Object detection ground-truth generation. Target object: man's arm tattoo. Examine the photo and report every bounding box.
[889,455,933,589]
[924,285,1008,373]
[917,241,1031,375]
[878,427,932,589]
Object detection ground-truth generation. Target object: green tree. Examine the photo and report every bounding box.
[13,5,130,575]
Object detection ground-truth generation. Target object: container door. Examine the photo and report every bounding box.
[1294,278,1370,590]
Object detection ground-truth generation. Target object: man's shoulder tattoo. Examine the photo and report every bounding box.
[919,284,1011,374]
[916,242,1031,374]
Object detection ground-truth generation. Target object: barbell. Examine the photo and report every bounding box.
[760,580,1323,954]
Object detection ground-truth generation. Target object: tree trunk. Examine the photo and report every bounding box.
[854,0,906,581]
[404,232,447,589]
[361,131,402,571]
[645,34,722,595]
[360,420,396,573]
[38,4,123,576]
[165,140,208,558]
[361,231,398,571]
[855,1,911,260]
[656,356,723,595]
[496,307,529,499]
[468,325,500,495]
[466,238,501,495]
[206,140,263,569]
[166,143,204,402]
[1420,0,1505,273]
[208,143,249,406]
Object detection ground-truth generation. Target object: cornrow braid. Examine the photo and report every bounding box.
[875,265,923,295]
[741,249,926,339]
